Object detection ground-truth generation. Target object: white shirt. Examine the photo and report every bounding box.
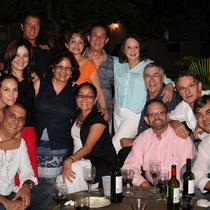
[0,138,38,196]
[170,90,210,140]
[192,134,210,193]
[71,122,83,154]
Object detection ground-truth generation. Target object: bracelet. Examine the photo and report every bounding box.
[68,156,74,162]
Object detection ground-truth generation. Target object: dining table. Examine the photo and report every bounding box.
[46,186,209,210]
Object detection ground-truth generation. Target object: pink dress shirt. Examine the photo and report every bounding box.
[122,125,197,186]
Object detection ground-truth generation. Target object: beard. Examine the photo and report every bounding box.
[150,119,167,130]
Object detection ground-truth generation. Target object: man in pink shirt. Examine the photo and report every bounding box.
[122,99,197,186]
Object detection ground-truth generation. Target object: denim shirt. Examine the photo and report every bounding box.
[84,48,114,121]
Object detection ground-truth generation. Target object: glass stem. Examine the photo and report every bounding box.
[127,183,130,192]
[88,183,92,195]
[57,204,61,210]
[153,178,157,193]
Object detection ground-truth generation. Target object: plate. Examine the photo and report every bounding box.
[89,196,111,208]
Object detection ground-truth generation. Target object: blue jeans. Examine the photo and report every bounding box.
[0,183,52,210]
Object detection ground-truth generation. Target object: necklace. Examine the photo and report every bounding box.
[76,118,83,127]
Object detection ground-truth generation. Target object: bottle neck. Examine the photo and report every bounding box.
[186,159,191,172]
[114,155,120,169]
[171,166,177,178]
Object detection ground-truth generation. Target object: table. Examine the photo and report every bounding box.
[47,186,208,210]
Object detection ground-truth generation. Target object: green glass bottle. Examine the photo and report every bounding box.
[167,165,180,210]
[182,158,195,196]
[111,155,122,203]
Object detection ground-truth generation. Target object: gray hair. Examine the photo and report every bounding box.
[143,62,164,76]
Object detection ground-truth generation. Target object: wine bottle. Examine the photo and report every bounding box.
[111,154,122,203]
[182,158,195,196]
[167,165,180,210]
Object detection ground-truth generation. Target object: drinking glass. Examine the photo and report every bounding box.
[156,170,169,202]
[74,192,90,210]
[123,169,134,196]
[83,165,96,195]
[149,160,161,193]
[52,182,67,210]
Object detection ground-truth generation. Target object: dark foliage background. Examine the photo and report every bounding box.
[1,0,210,51]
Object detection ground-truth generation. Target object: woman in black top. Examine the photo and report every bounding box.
[57,82,116,193]
[33,51,80,183]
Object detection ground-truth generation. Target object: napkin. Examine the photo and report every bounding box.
[197,199,210,207]
[64,200,74,206]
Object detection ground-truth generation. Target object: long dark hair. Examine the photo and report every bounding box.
[45,51,80,82]
[4,38,35,82]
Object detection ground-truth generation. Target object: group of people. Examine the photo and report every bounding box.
[0,9,210,210]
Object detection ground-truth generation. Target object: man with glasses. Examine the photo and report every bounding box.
[170,70,210,143]
[20,11,52,78]
[119,62,181,166]
[122,99,197,187]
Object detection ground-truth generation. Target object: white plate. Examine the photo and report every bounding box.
[89,196,111,208]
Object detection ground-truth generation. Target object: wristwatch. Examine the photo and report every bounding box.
[23,180,35,191]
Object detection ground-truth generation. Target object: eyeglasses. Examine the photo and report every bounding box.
[178,83,197,93]
[144,73,162,80]
[146,111,167,118]
[76,94,95,99]
[55,65,73,72]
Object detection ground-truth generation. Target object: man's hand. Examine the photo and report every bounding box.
[140,181,151,187]
[98,108,109,121]
[194,124,204,140]
[12,184,31,209]
[161,83,174,102]
[120,138,134,147]
[169,120,190,139]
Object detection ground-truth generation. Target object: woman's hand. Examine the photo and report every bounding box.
[62,158,76,183]
[161,83,174,103]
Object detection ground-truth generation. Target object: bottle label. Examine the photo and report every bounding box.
[115,176,122,193]
[188,180,195,194]
[173,188,180,203]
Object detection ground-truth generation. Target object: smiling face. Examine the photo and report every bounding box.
[0,79,18,107]
[195,101,210,133]
[124,38,140,62]
[87,26,109,52]
[144,66,164,98]
[1,104,26,138]
[11,45,29,73]
[53,58,72,83]
[177,76,202,108]
[65,34,85,56]
[144,102,169,132]
[76,85,97,112]
[21,15,40,42]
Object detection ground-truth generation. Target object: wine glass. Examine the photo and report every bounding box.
[52,182,67,210]
[83,165,96,195]
[156,170,169,202]
[149,160,161,193]
[123,169,134,196]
